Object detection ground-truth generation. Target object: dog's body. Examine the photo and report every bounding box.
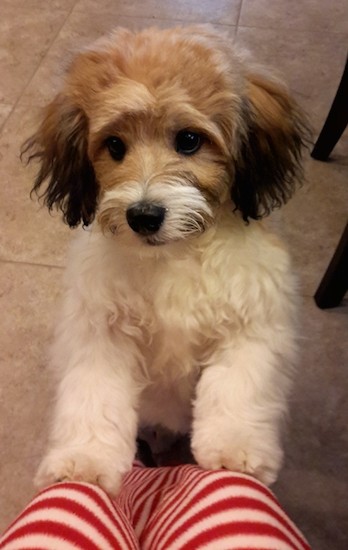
[24,26,308,495]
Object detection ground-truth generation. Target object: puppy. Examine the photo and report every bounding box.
[23,25,308,496]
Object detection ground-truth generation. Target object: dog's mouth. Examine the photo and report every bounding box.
[107,224,180,246]
[145,237,166,246]
[106,220,209,247]
[143,228,207,247]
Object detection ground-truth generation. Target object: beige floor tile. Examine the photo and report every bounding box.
[0,460,40,537]
[235,26,348,129]
[0,104,12,130]
[274,297,348,550]
[0,105,71,266]
[0,5,70,104]
[275,155,348,297]
[0,261,61,533]
[240,0,348,33]
[74,0,241,25]
[19,11,235,107]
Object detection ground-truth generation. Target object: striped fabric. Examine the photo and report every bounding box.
[0,464,311,550]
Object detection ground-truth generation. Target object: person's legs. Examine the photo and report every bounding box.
[1,465,312,550]
[118,464,311,550]
[0,482,139,550]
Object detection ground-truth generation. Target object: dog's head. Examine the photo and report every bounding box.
[23,26,309,247]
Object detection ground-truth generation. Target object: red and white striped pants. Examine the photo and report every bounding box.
[0,464,311,550]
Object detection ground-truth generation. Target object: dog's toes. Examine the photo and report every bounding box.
[192,427,283,486]
[221,447,283,486]
[35,447,124,497]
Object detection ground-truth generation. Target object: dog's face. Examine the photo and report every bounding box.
[90,39,235,247]
[23,26,309,248]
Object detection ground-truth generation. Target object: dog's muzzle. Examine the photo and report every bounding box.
[126,202,166,235]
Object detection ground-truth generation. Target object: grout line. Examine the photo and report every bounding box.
[66,10,239,27]
[5,3,78,120]
[235,0,244,30]
[236,23,348,35]
[0,259,64,270]
[0,104,15,134]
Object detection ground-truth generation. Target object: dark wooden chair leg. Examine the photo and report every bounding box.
[311,57,348,161]
[314,223,348,309]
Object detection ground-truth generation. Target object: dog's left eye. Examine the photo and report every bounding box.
[175,130,202,155]
[105,136,127,161]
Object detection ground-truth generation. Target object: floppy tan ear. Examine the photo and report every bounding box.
[21,93,99,228]
[232,73,310,221]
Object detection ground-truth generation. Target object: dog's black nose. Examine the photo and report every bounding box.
[126,203,166,235]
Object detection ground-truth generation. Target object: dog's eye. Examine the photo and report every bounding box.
[175,131,202,155]
[105,136,127,161]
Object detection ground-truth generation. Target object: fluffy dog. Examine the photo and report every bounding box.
[23,25,308,495]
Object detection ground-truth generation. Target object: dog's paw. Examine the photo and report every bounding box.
[35,445,127,497]
[191,423,283,486]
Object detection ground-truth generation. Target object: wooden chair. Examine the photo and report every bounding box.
[311,57,348,309]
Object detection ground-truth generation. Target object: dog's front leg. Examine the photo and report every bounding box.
[191,339,294,486]
[35,312,140,496]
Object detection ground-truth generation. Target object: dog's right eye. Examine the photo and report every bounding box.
[175,130,202,155]
[105,136,127,161]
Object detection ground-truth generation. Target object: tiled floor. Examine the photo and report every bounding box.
[0,1,347,548]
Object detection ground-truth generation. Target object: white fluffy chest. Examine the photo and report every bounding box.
[68,222,294,434]
[127,253,213,371]
[80,220,288,378]
[118,255,208,432]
